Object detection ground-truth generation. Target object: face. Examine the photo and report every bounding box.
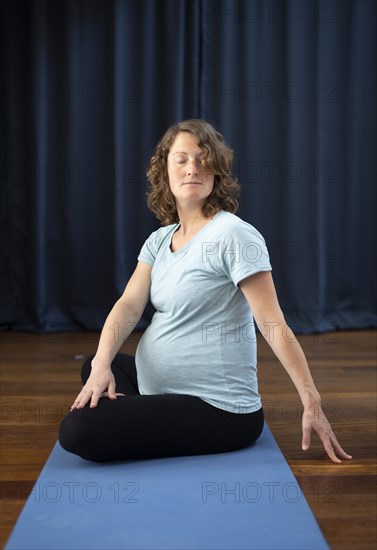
[167,132,215,209]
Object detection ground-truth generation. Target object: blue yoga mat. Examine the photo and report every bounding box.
[6,424,328,549]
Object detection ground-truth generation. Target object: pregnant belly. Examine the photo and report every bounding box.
[134,323,217,395]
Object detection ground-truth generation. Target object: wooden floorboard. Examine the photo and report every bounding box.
[0,329,376,549]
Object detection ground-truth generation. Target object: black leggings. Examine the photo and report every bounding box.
[58,354,264,462]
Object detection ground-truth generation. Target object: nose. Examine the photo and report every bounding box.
[187,158,200,176]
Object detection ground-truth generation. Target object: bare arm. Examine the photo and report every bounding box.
[71,261,152,410]
[239,271,352,464]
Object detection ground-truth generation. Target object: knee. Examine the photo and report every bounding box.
[58,409,97,460]
[59,406,111,462]
[58,410,81,456]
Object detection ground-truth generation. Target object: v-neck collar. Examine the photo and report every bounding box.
[168,211,223,256]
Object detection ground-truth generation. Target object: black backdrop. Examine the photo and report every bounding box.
[1,0,376,333]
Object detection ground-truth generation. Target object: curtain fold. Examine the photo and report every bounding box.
[1,0,376,333]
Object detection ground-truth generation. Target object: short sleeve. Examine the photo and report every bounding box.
[137,224,178,266]
[219,220,272,286]
[137,230,159,266]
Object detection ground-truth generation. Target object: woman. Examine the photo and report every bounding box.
[59,119,352,464]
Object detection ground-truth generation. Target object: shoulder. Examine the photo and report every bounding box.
[145,223,178,245]
[214,211,267,243]
[138,222,179,265]
[208,212,271,283]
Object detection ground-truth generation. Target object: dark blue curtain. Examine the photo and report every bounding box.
[1,0,376,333]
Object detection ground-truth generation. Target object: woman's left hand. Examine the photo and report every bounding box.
[302,403,352,464]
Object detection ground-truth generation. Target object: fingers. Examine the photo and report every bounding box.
[107,379,117,400]
[70,388,106,410]
[335,444,352,461]
[89,390,103,409]
[321,434,343,464]
[90,389,126,407]
[303,423,352,464]
[302,409,352,464]
[100,392,125,398]
[70,386,124,411]
[322,433,352,464]
[302,424,311,451]
[70,389,91,411]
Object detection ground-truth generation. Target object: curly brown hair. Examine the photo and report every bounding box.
[146,119,240,225]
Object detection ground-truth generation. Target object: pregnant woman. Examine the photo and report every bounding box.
[59,119,351,465]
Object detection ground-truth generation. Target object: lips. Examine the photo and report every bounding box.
[183,181,202,185]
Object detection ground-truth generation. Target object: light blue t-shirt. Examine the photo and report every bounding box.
[135,210,272,413]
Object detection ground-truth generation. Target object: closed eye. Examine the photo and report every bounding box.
[173,155,188,165]
[170,153,206,166]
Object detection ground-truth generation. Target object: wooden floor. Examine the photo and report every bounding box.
[0,329,376,549]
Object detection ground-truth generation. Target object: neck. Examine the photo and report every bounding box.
[176,204,210,235]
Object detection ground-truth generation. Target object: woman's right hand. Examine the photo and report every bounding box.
[70,359,118,411]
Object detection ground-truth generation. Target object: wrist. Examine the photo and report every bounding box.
[91,354,112,372]
[301,387,321,409]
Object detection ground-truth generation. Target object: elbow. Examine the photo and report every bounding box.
[253,310,288,342]
[116,298,142,324]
